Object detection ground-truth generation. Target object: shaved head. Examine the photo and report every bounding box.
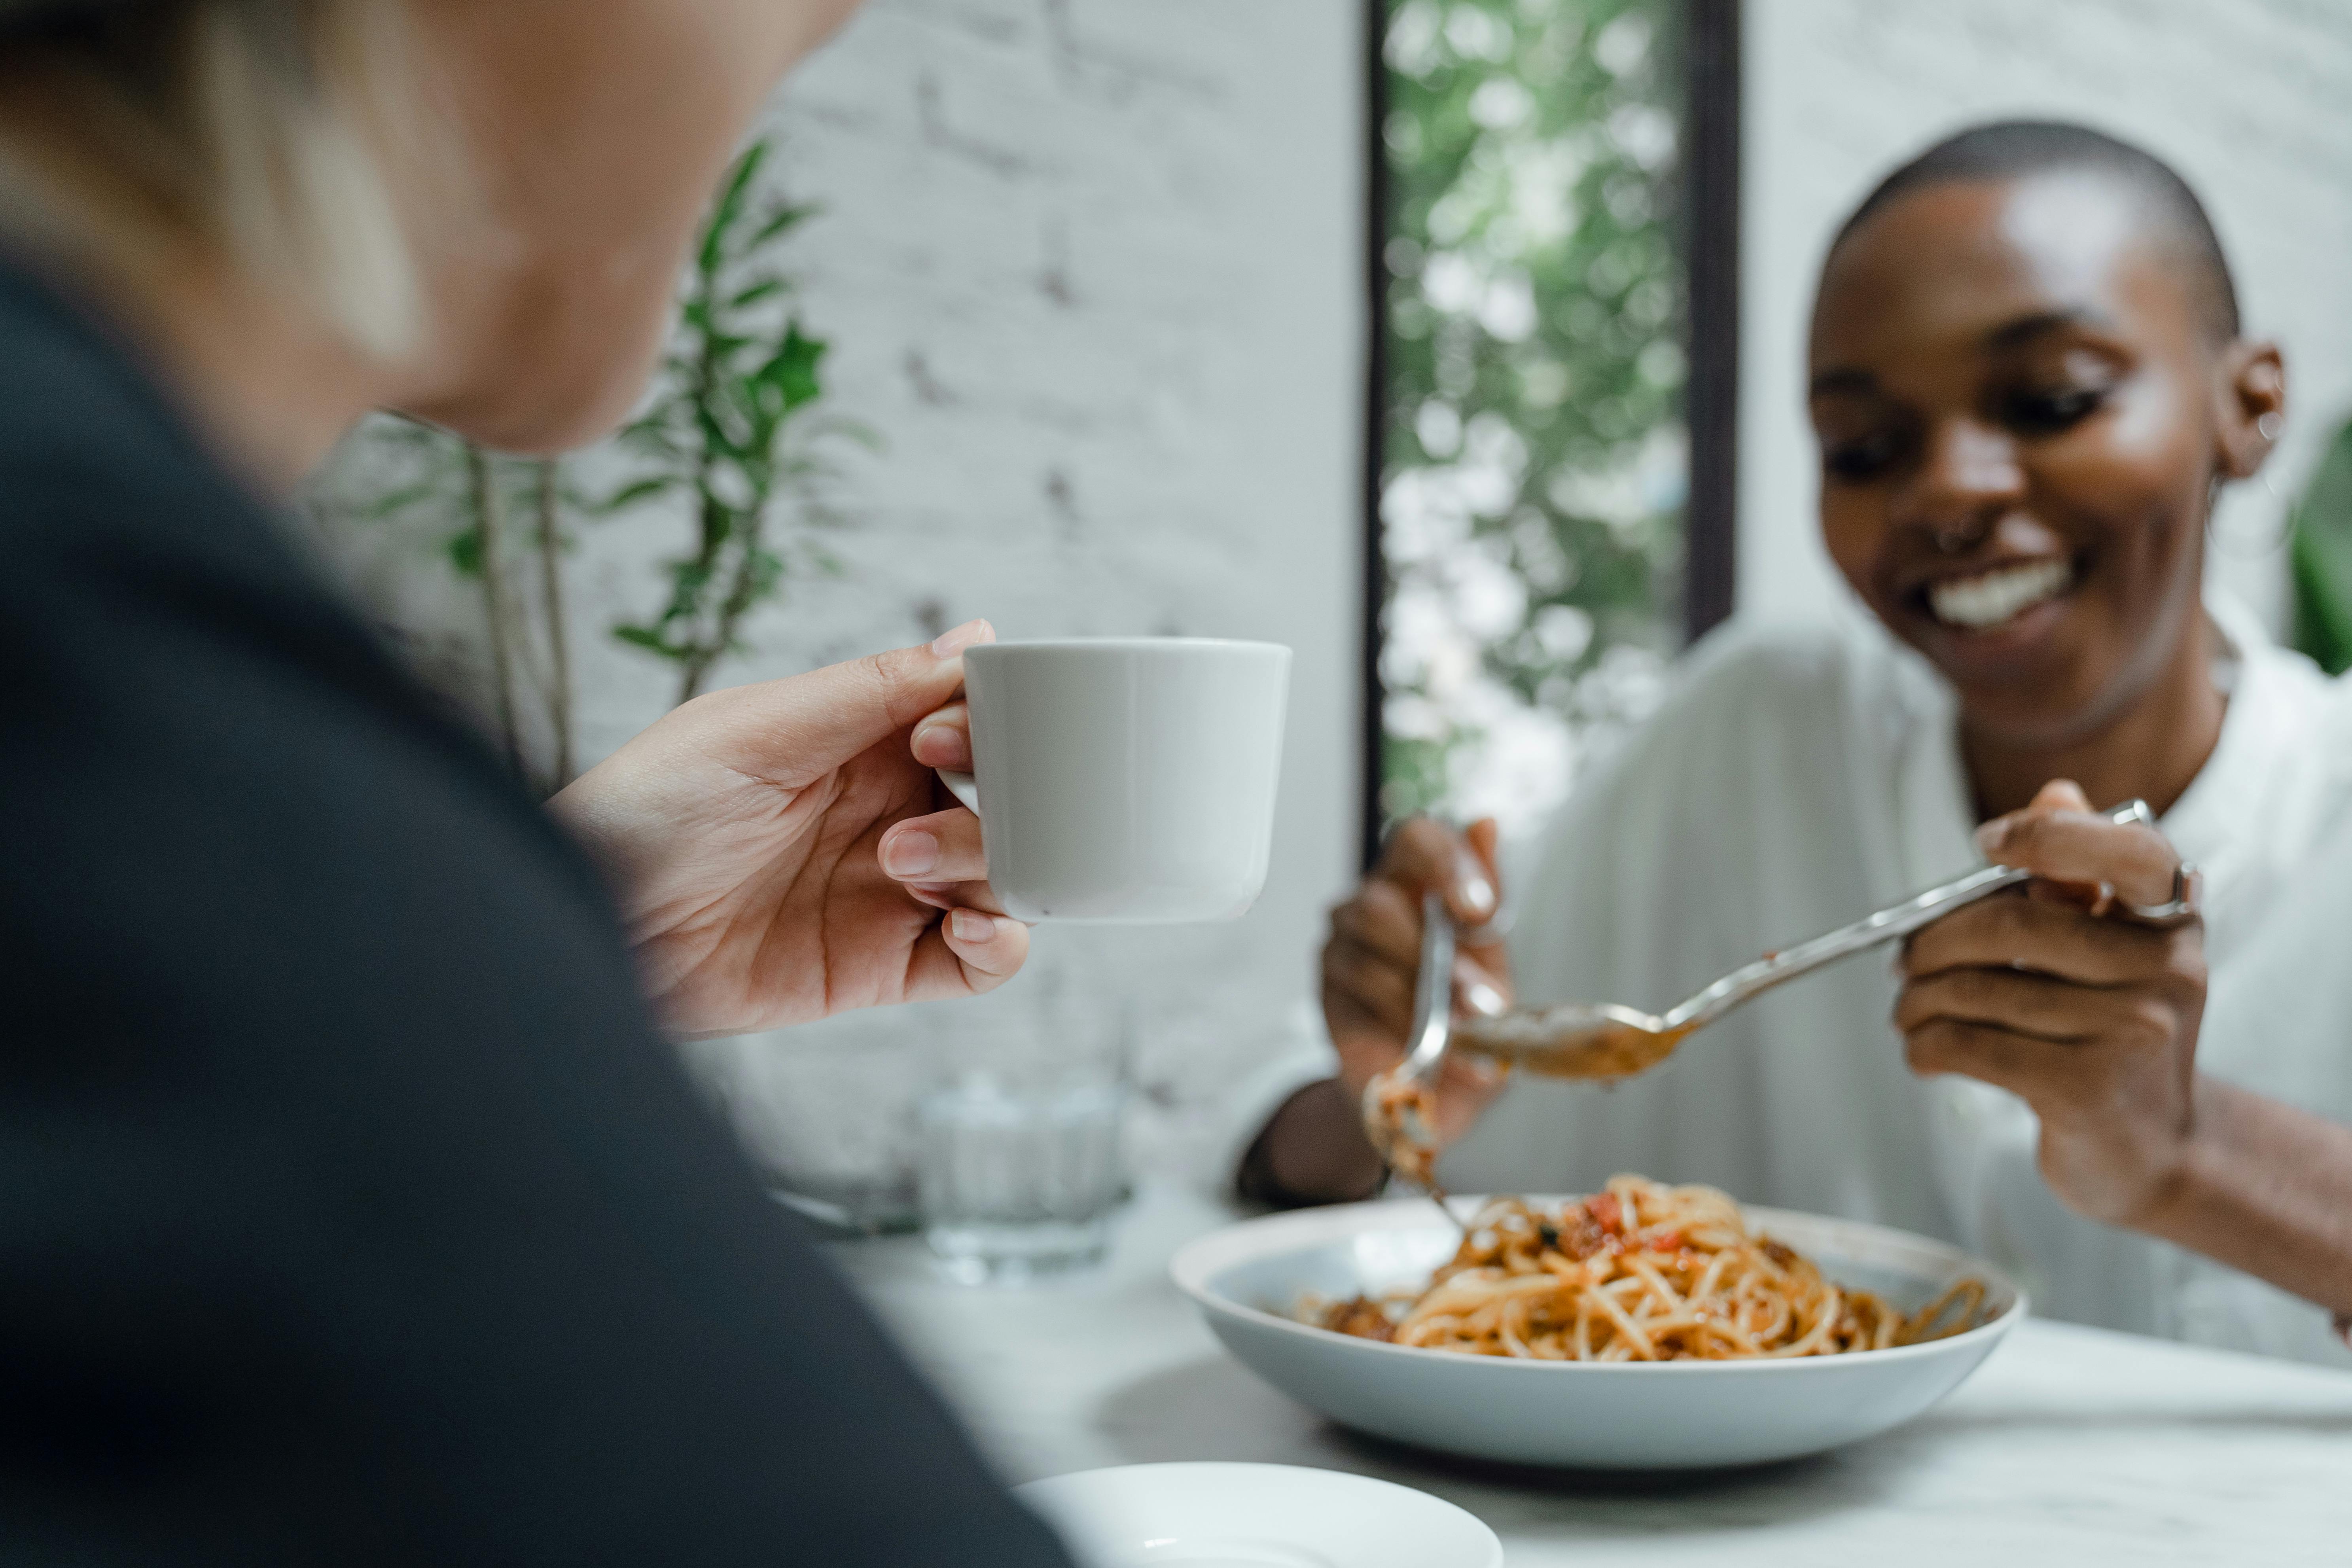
[1832,120,2241,345]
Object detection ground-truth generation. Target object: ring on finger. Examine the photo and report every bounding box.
[2115,863,2201,927]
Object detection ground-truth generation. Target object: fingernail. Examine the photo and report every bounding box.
[1463,980,1507,1017]
[931,619,990,658]
[1975,819,2011,856]
[949,907,992,942]
[884,829,940,877]
[1459,867,1496,916]
[911,725,970,768]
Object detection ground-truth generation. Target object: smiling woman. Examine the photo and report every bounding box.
[1257,119,2352,1371]
[1806,123,2281,824]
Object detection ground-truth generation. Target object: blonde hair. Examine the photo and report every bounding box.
[0,0,425,358]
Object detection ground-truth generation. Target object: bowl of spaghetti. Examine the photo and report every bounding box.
[1170,1176,2023,1469]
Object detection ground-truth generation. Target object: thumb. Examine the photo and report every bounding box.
[691,619,995,784]
[2031,778,2093,813]
[1975,777,2093,858]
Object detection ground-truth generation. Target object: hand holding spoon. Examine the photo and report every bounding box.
[1365,799,2190,1176]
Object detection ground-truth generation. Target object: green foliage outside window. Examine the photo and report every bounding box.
[2290,416,2352,676]
[1377,0,1687,834]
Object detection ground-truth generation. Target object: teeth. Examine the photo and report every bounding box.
[1928,559,2074,630]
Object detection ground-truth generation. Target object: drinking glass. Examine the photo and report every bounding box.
[916,989,1129,1283]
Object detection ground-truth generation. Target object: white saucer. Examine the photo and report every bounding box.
[1015,1462,1501,1568]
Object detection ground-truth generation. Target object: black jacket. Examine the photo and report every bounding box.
[0,259,1069,1566]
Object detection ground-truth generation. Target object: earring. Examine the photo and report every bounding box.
[2258,411,2284,443]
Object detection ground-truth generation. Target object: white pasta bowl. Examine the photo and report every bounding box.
[1171,1195,2024,1470]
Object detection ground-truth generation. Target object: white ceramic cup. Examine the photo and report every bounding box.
[937,638,1290,924]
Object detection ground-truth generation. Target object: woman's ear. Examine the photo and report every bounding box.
[2215,339,2286,481]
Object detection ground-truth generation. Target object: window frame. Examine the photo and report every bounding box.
[1356,0,1742,869]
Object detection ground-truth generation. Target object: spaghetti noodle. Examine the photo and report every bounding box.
[1368,1069,1442,1187]
[1309,1176,1987,1361]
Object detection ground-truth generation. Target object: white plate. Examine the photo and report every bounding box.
[1017,1462,1501,1568]
[1172,1195,2024,1470]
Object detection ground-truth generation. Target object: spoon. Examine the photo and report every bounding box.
[1364,800,2169,1175]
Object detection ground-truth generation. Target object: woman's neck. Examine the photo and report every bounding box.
[116,249,382,499]
[0,125,384,494]
[1960,609,2227,822]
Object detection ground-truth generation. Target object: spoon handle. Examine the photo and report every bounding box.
[1660,800,2155,1033]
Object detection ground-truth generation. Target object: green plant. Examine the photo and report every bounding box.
[1377,0,1685,830]
[316,417,575,788]
[603,138,862,704]
[308,136,850,776]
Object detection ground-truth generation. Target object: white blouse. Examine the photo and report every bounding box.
[1235,595,2352,1366]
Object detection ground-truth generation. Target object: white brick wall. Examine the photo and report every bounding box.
[572,0,1371,1209]
[1738,0,2352,634]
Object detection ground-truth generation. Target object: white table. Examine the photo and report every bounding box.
[834,1181,2352,1565]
